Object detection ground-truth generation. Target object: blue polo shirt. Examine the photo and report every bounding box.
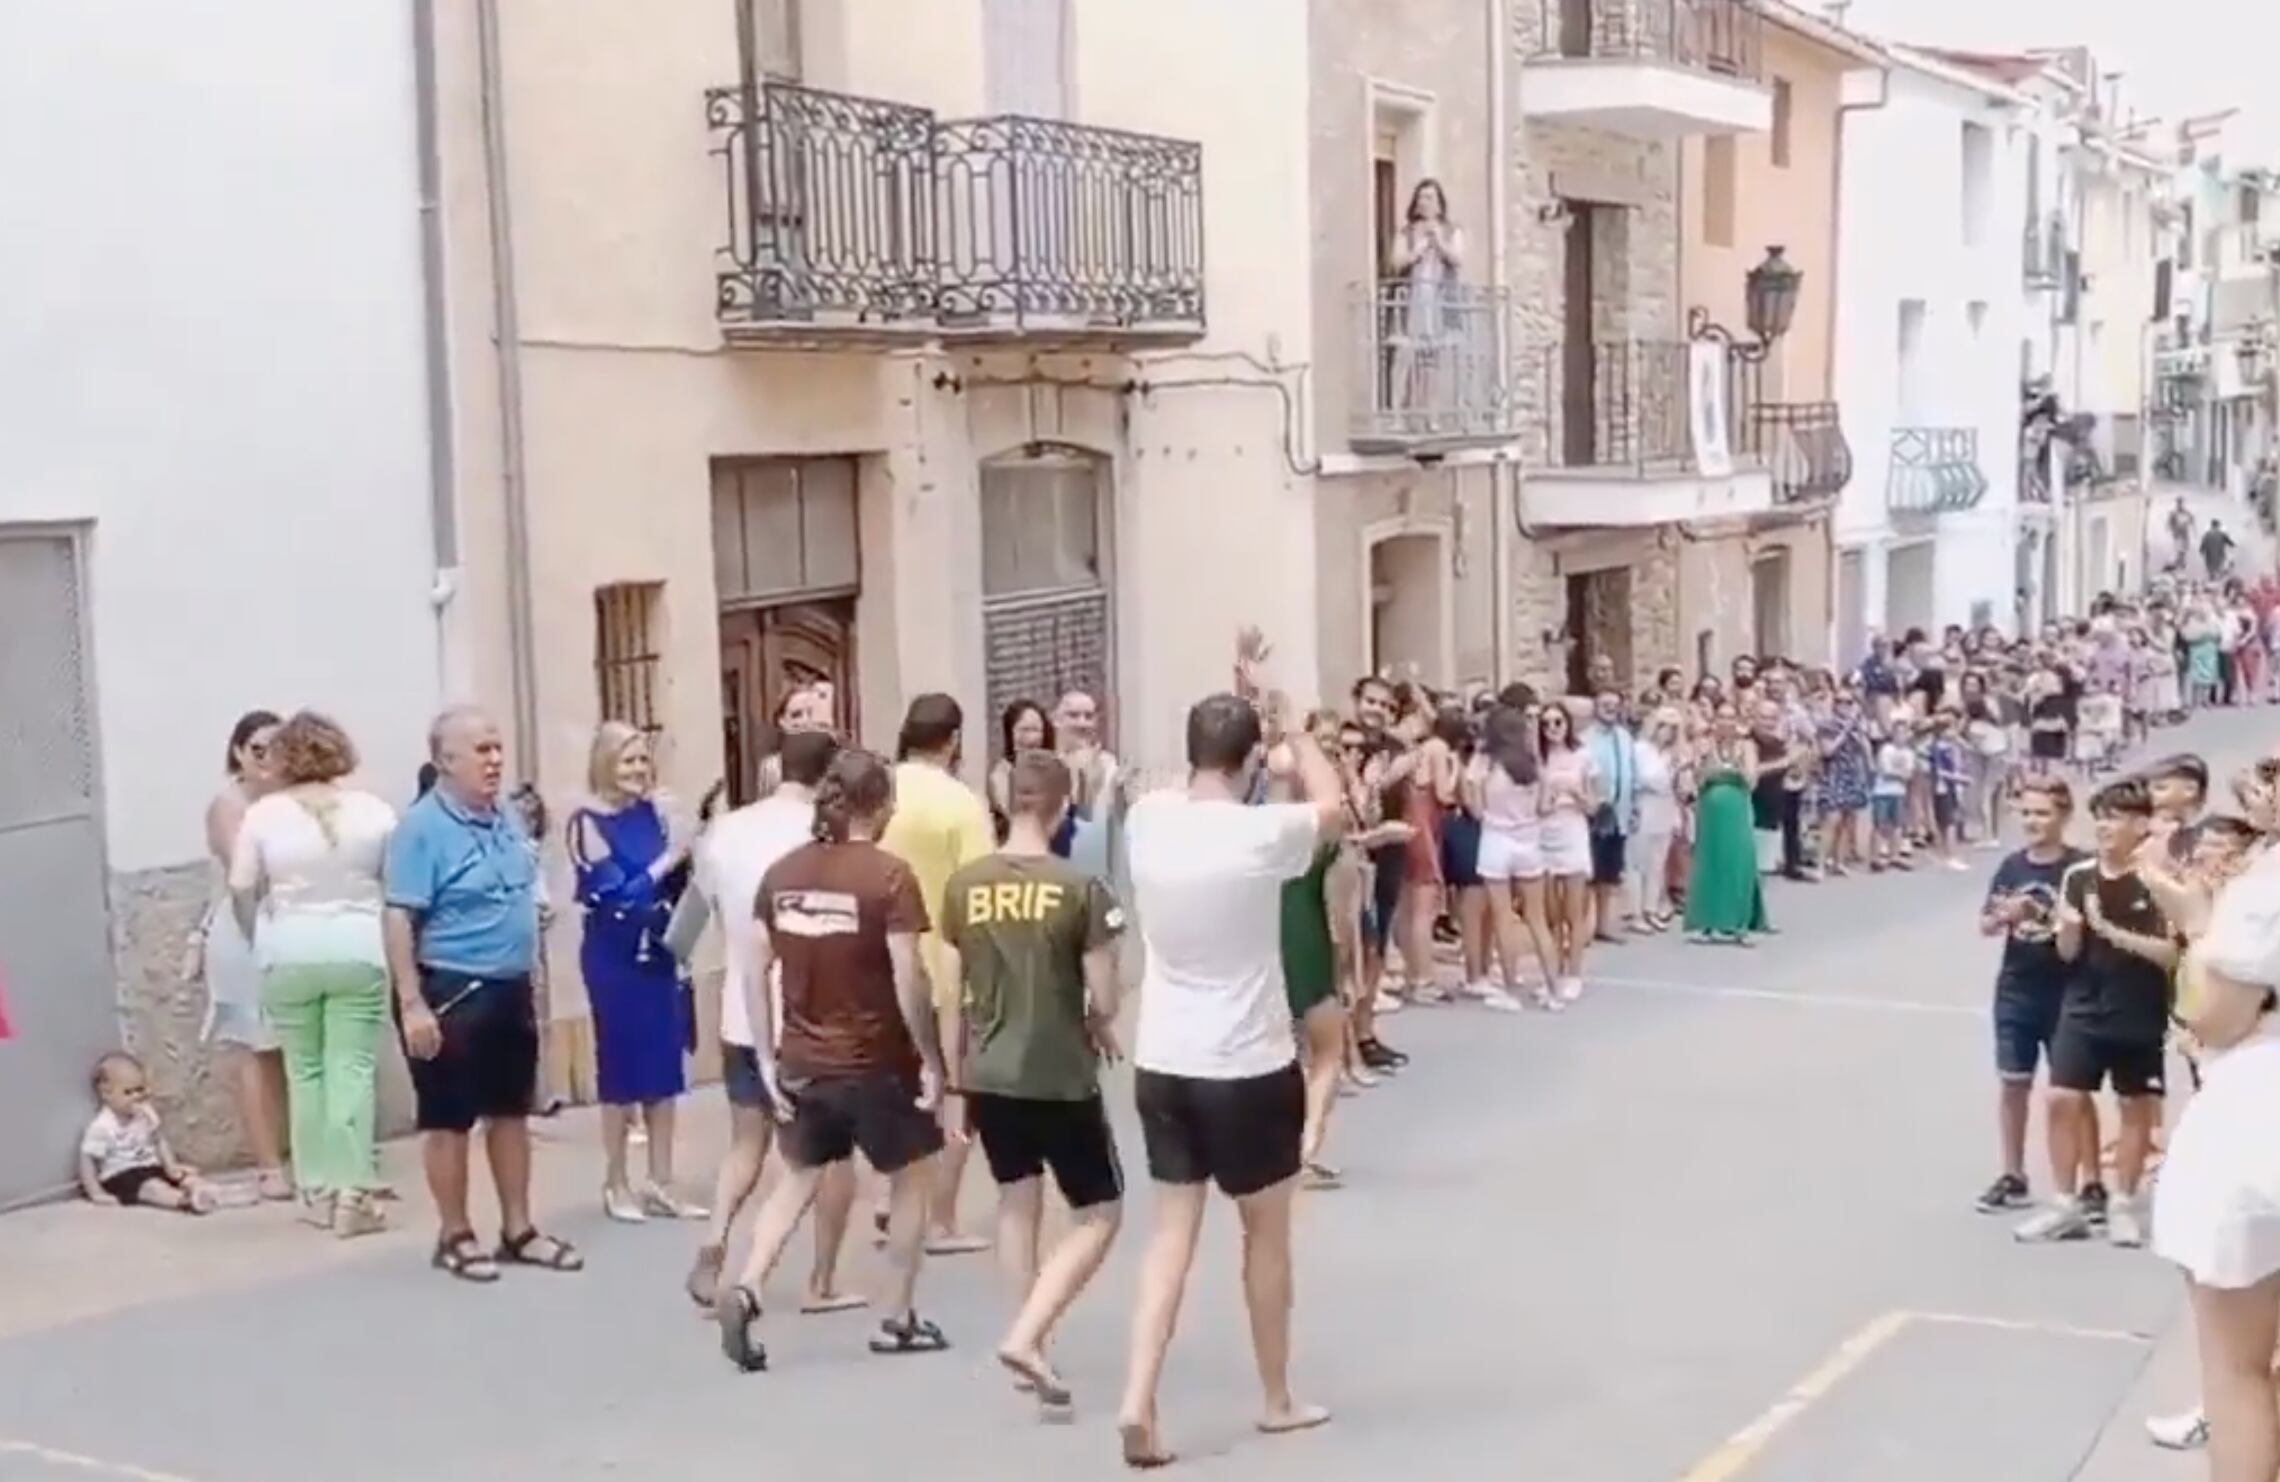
[384,787,539,978]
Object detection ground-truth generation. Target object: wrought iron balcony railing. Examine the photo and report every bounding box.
[708,81,1205,341]
[1540,339,1772,473]
[1536,0,1763,81]
[1740,400,1852,503]
[2022,215,2064,288]
[1889,427,1988,515]
[1349,282,1517,450]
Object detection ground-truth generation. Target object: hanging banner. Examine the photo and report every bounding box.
[1689,339,1734,479]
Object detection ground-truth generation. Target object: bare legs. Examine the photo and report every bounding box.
[927,1003,989,1255]
[1399,878,1442,999]
[693,1111,859,1309]
[1298,1001,1347,1179]
[1997,1075,2033,1181]
[1487,877,1558,1003]
[1550,875,1592,993]
[419,1116,531,1237]
[2191,1273,2280,1482]
[227,1046,289,1194]
[995,1177,1122,1401]
[1454,883,1493,984]
[724,1154,936,1340]
[1117,1175,1326,1466]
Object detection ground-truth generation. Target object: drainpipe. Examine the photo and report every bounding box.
[476,0,542,773]
[1831,63,1891,663]
[411,0,461,693]
[1488,0,1514,686]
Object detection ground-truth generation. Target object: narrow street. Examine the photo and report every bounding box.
[2,707,2268,1482]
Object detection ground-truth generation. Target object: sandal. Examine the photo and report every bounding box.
[432,1231,500,1283]
[497,1227,585,1272]
[1303,1161,1343,1190]
[717,1285,767,1372]
[868,1311,951,1356]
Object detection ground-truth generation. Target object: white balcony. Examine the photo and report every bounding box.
[1518,0,1772,139]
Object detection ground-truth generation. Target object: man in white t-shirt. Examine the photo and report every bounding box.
[680,730,860,1313]
[1115,655,1347,1469]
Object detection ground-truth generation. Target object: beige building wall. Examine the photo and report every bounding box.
[1305,0,1506,700]
[436,0,1315,1078]
[1506,2,1688,695]
[1673,15,1859,672]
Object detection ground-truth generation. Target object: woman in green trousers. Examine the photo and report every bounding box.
[1685,701,1769,946]
[229,711,398,1236]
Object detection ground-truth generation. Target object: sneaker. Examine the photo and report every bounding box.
[2146,1407,2210,1451]
[1974,1173,2031,1213]
[1411,982,1452,1006]
[2107,1196,2147,1248]
[1556,976,1584,1006]
[1371,992,1406,1015]
[2081,1182,2110,1228]
[2013,1200,2094,1243]
[1478,985,1525,1013]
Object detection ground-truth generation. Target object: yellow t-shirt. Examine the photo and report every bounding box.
[879,761,995,1010]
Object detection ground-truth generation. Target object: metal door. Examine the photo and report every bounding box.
[0,528,116,1208]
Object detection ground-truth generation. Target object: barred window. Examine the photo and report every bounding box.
[595,583,665,740]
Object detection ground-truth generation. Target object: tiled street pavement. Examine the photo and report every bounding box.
[3,707,2273,1482]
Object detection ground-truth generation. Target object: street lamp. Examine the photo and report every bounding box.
[1689,246,1802,362]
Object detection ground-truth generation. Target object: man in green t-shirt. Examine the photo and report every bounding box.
[940,749,1127,1413]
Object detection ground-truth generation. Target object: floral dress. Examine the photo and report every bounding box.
[1815,717,1873,813]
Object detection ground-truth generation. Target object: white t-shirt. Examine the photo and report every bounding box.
[81,1105,164,1180]
[697,795,815,1048]
[229,788,396,968]
[1127,794,1320,1080]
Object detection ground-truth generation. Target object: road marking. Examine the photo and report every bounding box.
[1674,1310,2150,1482]
[0,1439,202,1481]
[1589,975,1982,1019]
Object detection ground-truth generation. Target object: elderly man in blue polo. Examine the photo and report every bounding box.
[383,705,583,1282]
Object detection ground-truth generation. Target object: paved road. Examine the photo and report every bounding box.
[2,706,2274,1482]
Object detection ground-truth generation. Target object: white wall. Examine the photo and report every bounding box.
[0,1,440,871]
[1832,62,2026,634]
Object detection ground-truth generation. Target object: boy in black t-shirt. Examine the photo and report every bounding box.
[1974,778,2086,1213]
[2014,779,2177,1248]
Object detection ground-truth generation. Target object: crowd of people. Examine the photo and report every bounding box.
[73,567,2280,1475]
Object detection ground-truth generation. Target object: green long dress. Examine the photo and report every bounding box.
[1684,765,1768,936]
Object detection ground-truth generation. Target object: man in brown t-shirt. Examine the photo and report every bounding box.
[715,748,951,1372]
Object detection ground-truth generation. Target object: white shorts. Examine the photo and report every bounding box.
[1539,814,1591,879]
[1475,826,1544,881]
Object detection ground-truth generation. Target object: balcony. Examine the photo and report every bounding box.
[1518,0,1771,138]
[1740,400,1852,504]
[708,81,1205,346]
[1888,428,1988,516]
[1520,338,1776,527]
[1347,283,1519,454]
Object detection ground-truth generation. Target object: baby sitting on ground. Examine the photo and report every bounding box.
[78,1052,216,1214]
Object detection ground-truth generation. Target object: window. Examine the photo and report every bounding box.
[1966,300,1988,341]
[2243,187,2261,227]
[1896,299,1926,421]
[1703,135,1736,248]
[1770,80,1793,169]
[980,458,1103,597]
[2179,203,2195,269]
[741,0,802,81]
[1960,123,1993,247]
[983,0,1069,117]
[595,583,666,739]
[710,457,859,605]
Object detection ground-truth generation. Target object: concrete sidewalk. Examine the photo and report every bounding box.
[2074,1305,2202,1481]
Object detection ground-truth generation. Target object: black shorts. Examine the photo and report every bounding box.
[1589,830,1627,886]
[968,1092,1124,1210]
[1362,845,1407,951]
[398,969,540,1133]
[2048,1020,2166,1097]
[779,1069,944,1175]
[1134,1062,1304,1198]
[720,1044,773,1114]
[101,1165,183,1205]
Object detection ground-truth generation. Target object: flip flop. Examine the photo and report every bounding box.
[868,1312,951,1356]
[996,1350,1073,1408]
[1119,1419,1176,1470]
[800,1291,868,1314]
[924,1234,992,1256]
[717,1285,767,1373]
[1257,1402,1333,1436]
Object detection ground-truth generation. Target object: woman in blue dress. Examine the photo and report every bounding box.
[570,722,703,1224]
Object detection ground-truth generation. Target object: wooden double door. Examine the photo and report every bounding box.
[719,600,856,807]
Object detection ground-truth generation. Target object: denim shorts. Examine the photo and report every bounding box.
[1993,992,2062,1081]
[1870,795,1903,832]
